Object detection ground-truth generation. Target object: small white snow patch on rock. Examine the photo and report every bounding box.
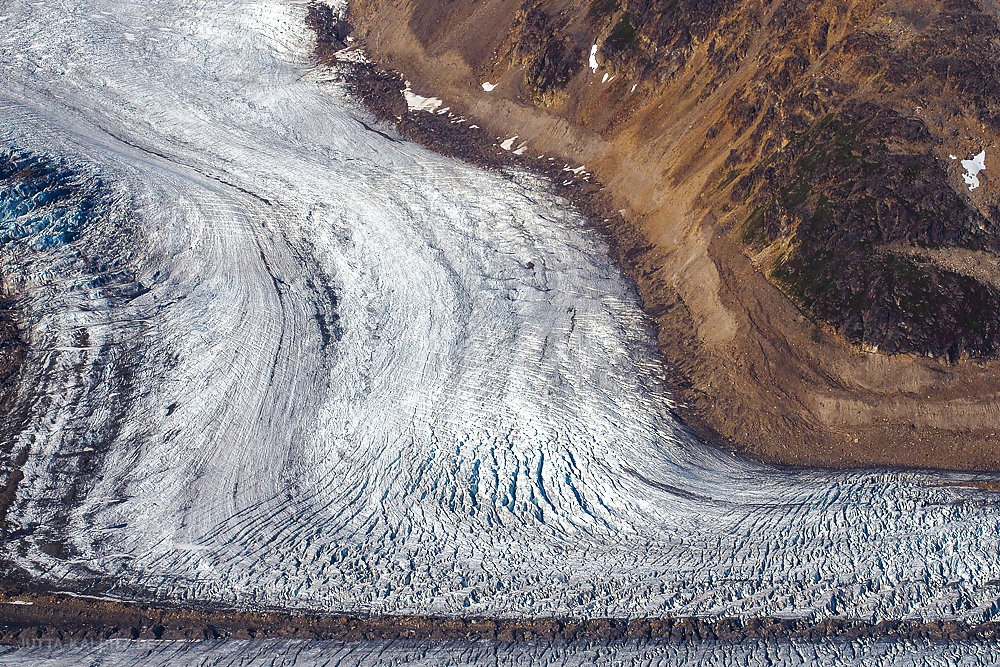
[631,83,637,93]
[589,44,599,72]
[961,150,986,190]
[602,72,609,83]
[950,154,957,160]
[481,81,496,92]
[500,136,518,151]
[403,84,443,113]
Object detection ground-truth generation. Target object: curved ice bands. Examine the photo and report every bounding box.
[2,0,1000,621]
[3,638,1000,666]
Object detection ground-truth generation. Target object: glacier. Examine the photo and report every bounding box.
[0,0,1000,627]
[3,637,1000,666]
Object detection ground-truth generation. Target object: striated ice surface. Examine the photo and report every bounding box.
[1,0,1000,625]
[3,638,1000,666]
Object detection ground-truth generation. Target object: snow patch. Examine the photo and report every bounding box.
[481,81,496,92]
[589,44,599,72]
[961,150,986,190]
[403,83,443,112]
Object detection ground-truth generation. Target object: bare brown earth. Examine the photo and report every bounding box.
[341,0,1000,471]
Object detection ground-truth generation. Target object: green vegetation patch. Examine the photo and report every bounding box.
[604,16,639,56]
[738,104,1000,360]
[740,205,768,249]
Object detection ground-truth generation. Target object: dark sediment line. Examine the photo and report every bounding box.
[0,298,28,534]
[0,588,998,644]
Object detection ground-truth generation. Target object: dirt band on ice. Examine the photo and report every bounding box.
[1,589,998,644]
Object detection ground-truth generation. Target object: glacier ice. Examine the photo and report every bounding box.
[4,638,1000,666]
[0,0,999,625]
[0,640,998,667]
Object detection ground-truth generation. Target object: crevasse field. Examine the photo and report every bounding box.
[2,0,1000,633]
[3,637,1000,666]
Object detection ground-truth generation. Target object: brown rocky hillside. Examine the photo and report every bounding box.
[343,0,1000,470]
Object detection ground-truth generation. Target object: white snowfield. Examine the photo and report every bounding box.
[2,0,1000,624]
[962,150,986,190]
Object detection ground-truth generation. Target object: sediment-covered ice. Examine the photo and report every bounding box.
[1,0,1000,624]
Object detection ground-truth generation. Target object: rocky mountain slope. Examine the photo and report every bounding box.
[345,0,1000,469]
